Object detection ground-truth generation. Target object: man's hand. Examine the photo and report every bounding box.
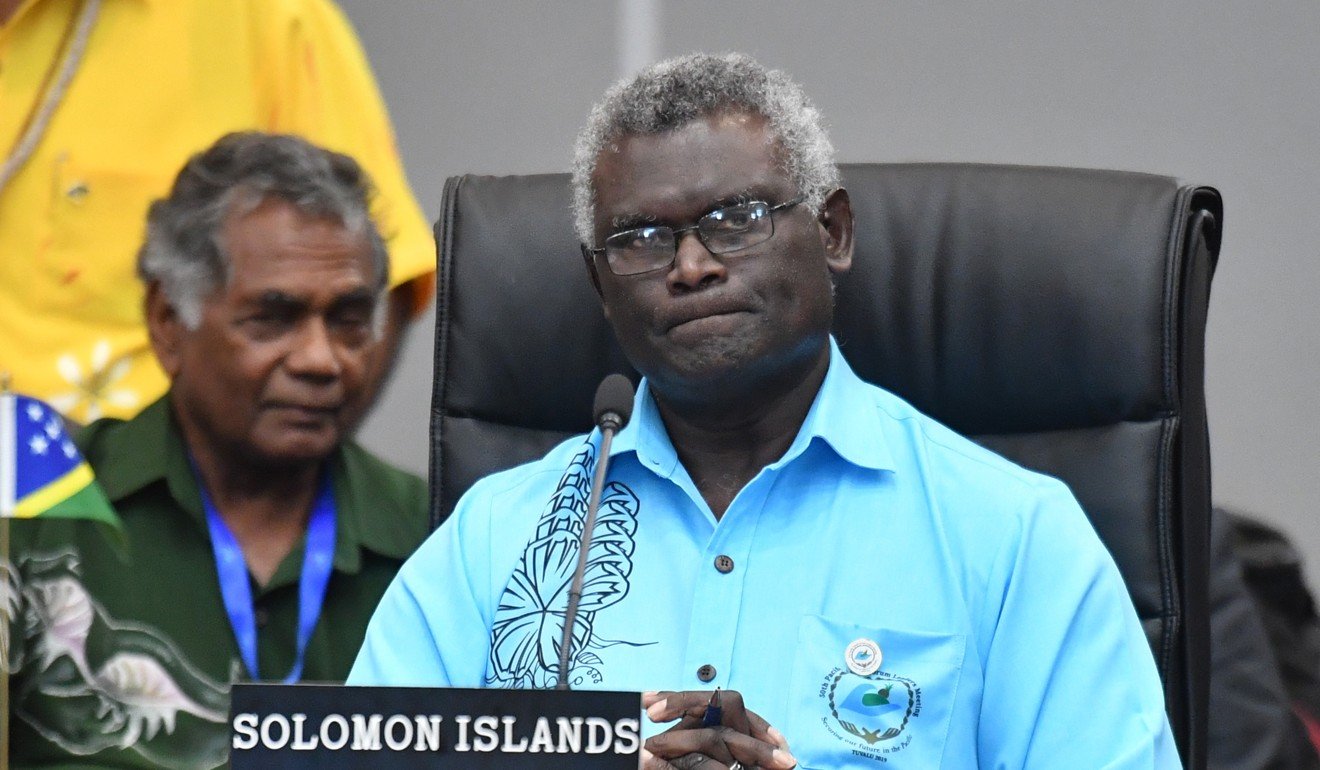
[641,690,797,770]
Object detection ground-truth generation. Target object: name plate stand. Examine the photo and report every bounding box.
[230,684,642,769]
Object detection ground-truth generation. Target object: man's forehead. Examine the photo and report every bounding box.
[217,200,375,300]
[224,197,369,255]
[224,262,373,298]
[591,112,792,219]
[223,196,363,245]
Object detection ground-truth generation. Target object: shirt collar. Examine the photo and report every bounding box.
[609,336,895,474]
[82,394,415,573]
[608,383,678,477]
[328,442,426,567]
[84,394,201,514]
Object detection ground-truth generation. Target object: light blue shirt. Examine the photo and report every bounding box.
[350,340,1180,768]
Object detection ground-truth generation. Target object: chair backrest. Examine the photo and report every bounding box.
[430,163,1220,766]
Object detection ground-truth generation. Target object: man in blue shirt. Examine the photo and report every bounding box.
[350,53,1180,769]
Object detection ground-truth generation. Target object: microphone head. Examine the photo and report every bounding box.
[593,373,635,431]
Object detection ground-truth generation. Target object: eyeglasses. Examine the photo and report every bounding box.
[584,196,807,276]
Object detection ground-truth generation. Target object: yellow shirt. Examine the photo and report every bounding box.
[0,0,435,423]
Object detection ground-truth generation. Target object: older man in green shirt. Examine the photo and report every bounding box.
[4,132,428,769]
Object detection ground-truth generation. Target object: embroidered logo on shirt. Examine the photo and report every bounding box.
[818,665,922,762]
[485,442,650,689]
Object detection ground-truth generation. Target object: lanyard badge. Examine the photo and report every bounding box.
[199,471,337,683]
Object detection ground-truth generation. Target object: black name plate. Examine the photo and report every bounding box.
[230,684,641,769]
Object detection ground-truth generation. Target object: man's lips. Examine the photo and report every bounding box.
[661,300,755,332]
[263,402,341,419]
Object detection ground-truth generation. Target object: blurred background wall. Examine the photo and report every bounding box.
[338,0,1320,596]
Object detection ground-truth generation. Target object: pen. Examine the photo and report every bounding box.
[701,687,722,728]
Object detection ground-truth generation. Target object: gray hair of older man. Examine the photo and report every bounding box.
[570,52,841,246]
[137,131,389,330]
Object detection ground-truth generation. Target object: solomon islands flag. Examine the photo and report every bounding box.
[1,390,119,527]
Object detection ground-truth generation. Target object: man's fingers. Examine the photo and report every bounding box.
[639,747,685,770]
[715,689,751,735]
[645,689,751,732]
[744,707,786,748]
[642,747,713,770]
[646,727,735,765]
[646,726,797,770]
[642,748,721,770]
[645,690,717,723]
[645,690,794,762]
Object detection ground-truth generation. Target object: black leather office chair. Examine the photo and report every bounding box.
[429,163,1220,766]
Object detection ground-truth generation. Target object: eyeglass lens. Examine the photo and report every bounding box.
[605,201,775,275]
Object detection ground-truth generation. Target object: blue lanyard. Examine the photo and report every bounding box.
[198,470,337,683]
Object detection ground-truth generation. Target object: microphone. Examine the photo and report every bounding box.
[592,372,634,433]
[556,374,635,689]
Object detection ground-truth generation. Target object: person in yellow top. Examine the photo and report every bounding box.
[0,0,435,423]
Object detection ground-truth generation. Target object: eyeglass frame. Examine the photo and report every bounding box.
[581,195,809,277]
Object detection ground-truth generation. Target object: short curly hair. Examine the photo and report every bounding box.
[571,52,840,245]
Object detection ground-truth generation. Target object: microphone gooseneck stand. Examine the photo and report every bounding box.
[556,374,634,690]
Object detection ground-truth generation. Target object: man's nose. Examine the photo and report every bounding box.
[286,318,343,379]
[666,230,726,292]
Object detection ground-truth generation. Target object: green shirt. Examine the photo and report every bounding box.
[6,396,428,769]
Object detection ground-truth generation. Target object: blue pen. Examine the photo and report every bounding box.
[701,687,723,728]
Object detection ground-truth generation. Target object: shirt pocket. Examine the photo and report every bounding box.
[40,157,171,321]
[787,614,966,769]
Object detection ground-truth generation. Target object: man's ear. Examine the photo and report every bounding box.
[145,282,185,378]
[818,187,854,276]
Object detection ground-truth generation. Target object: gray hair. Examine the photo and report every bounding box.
[571,52,840,245]
[137,131,388,329]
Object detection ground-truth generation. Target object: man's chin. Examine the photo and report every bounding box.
[653,328,757,371]
[641,331,829,407]
[643,348,760,405]
[249,429,341,468]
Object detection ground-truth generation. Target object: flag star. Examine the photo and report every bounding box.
[45,419,61,439]
[29,435,50,455]
[26,403,44,422]
[62,441,77,458]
